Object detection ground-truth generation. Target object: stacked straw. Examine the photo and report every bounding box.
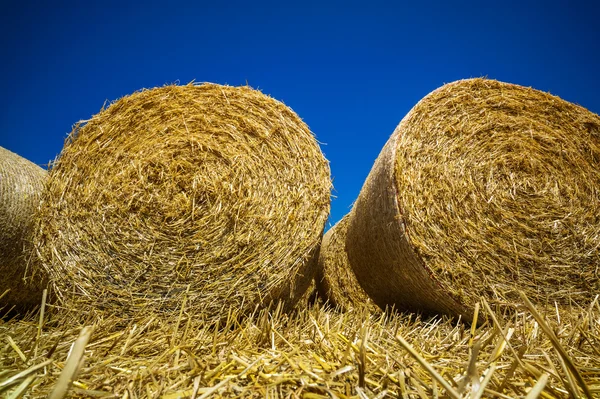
[33,83,331,322]
[316,215,379,312]
[0,146,47,314]
[346,78,600,322]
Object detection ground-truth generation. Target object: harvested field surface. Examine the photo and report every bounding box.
[1,293,598,398]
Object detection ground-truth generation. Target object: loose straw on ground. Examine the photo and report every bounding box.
[1,295,597,398]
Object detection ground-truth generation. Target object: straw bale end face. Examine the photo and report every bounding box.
[0,146,47,314]
[34,83,331,322]
[347,78,600,322]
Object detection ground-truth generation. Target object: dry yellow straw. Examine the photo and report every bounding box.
[33,83,331,323]
[0,146,47,314]
[346,78,600,321]
[316,215,378,312]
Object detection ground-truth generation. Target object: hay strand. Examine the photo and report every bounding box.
[48,326,93,399]
[5,375,35,399]
[0,359,53,391]
[519,291,593,398]
[395,333,461,399]
[524,373,549,399]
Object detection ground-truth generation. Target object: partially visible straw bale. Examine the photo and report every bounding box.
[33,83,331,322]
[316,215,378,312]
[294,279,319,310]
[346,78,600,322]
[0,146,47,314]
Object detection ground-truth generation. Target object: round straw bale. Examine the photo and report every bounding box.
[0,146,47,312]
[34,83,331,321]
[294,279,319,310]
[346,78,600,321]
[316,215,378,312]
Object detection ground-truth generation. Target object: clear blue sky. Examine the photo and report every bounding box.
[1,1,599,227]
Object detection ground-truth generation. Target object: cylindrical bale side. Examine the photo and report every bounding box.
[0,146,47,313]
[316,214,378,312]
[346,78,600,321]
[33,83,331,322]
[294,278,319,310]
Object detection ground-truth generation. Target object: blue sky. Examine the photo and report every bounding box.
[1,1,599,227]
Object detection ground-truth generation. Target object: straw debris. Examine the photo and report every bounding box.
[346,78,600,321]
[316,215,379,312]
[0,146,47,314]
[0,295,598,398]
[32,83,331,322]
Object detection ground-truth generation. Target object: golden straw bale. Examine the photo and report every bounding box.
[34,83,331,321]
[346,78,600,321]
[294,279,319,310]
[0,146,47,313]
[316,215,378,312]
